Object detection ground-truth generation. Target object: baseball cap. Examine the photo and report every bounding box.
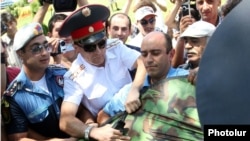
[135,6,157,21]
[180,21,216,38]
[59,4,110,44]
[13,22,43,51]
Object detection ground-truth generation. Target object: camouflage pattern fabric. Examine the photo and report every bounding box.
[112,76,203,141]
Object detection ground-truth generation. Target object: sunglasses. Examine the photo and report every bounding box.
[140,18,156,26]
[29,43,52,55]
[82,38,107,52]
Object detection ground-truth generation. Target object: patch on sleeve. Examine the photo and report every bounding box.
[1,98,11,124]
[56,75,64,87]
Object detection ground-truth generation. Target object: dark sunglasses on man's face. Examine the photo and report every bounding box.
[83,38,107,52]
[29,43,52,55]
[140,17,156,26]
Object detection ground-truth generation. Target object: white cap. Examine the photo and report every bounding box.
[180,21,216,38]
[135,6,157,21]
[13,22,43,51]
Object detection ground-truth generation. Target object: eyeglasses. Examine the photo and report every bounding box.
[140,18,156,26]
[29,43,52,55]
[82,38,107,52]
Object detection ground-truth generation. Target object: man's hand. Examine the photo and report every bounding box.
[90,124,130,141]
[124,87,141,113]
[179,15,195,33]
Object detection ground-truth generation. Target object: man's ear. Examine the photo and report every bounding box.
[107,26,111,37]
[169,48,175,59]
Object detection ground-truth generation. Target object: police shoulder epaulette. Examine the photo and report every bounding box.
[106,39,121,49]
[3,80,22,97]
[48,64,68,70]
[68,64,86,80]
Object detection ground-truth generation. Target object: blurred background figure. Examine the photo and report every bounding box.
[127,0,158,47]
[108,0,120,11]
[165,0,200,47]
[1,11,22,68]
[221,0,242,18]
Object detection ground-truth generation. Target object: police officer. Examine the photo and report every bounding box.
[1,22,76,140]
[59,4,145,141]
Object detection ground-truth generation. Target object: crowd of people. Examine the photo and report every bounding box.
[1,0,242,140]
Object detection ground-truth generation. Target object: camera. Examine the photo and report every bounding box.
[39,0,77,12]
[57,40,65,54]
[180,2,200,21]
[53,0,77,12]
[39,0,53,5]
[50,40,74,56]
[182,4,190,16]
[58,40,75,54]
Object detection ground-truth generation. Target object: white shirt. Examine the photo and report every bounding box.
[63,39,140,116]
[31,75,49,94]
[127,33,144,48]
[1,34,22,68]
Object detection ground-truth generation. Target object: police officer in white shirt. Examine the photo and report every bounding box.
[58,4,146,141]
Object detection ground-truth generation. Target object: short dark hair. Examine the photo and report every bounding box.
[163,33,173,54]
[107,13,132,30]
[1,12,17,25]
[48,14,67,32]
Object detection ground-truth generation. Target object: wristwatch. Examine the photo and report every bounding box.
[84,126,94,140]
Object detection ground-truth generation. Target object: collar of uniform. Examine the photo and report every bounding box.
[105,38,121,59]
[14,68,54,90]
[11,68,30,90]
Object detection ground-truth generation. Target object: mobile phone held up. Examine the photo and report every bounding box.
[182,4,190,17]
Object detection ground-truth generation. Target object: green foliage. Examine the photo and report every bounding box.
[16,0,28,7]
[29,0,40,15]
[4,0,40,18]
[5,4,18,18]
[41,23,48,35]
[5,0,28,18]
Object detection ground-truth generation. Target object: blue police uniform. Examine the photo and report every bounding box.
[2,66,69,138]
